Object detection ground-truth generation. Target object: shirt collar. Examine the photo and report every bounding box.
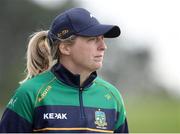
[51,63,97,88]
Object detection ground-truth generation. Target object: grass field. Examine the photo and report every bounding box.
[125,93,180,133]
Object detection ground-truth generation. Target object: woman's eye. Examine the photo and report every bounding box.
[88,37,97,41]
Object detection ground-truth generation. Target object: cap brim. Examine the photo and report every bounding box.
[76,24,121,38]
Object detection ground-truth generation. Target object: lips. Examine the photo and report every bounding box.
[95,55,103,58]
[94,55,104,62]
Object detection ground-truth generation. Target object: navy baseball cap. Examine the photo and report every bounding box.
[48,8,121,42]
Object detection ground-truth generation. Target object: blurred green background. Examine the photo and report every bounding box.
[0,0,179,132]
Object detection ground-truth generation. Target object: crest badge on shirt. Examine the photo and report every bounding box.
[94,109,107,129]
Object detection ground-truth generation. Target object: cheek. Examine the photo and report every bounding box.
[78,51,92,61]
[70,43,97,62]
[76,46,94,58]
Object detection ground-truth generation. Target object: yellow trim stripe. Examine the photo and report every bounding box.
[34,77,56,107]
[33,127,113,133]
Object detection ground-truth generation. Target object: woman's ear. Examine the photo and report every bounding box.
[59,43,71,55]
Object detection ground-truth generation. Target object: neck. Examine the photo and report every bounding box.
[79,72,91,86]
[60,60,91,86]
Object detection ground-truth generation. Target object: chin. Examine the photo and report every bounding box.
[93,63,103,71]
[88,62,103,72]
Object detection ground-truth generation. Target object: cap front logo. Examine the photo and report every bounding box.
[90,14,93,18]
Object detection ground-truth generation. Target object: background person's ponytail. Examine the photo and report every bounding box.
[20,30,54,83]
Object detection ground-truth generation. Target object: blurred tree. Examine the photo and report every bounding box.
[100,39,157,95]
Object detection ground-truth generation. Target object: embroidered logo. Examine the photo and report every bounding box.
[38,86,52,102]
[94,109,107,129]
[104,94,111,100]
[57,29,69,38]
[8,97,18,107]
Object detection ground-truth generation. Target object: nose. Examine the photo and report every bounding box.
[97,36,107,51]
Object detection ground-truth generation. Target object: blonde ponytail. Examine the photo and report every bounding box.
[20,30,76,84]
[20,30,55,83]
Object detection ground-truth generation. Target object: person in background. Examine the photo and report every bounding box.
[0,8,128,133]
